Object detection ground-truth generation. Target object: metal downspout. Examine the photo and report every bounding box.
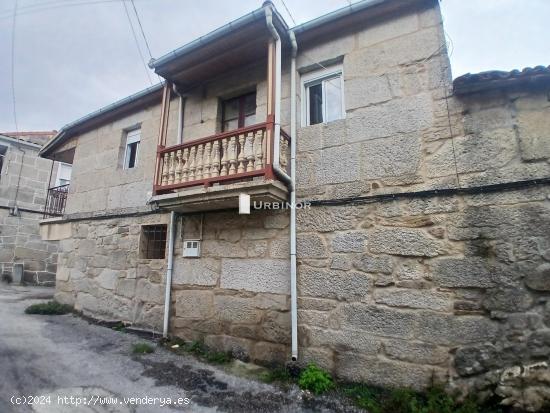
[264,4,292,189]
[288,29,298,362]
[172,84,185,145]
[163,211,176,338]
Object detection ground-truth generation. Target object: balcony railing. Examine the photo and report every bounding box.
[154,122,290,194]
[43,184,69,218]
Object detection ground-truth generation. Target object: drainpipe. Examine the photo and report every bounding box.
[172,84,185,144]
[266,1,298,362]
[288,29,298,362]
[162,210,176,338]
[264,3,292,189]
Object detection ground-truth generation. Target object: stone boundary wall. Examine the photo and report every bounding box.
[1,209,59,285]
[295,184,550,406]
[55,213,170,328]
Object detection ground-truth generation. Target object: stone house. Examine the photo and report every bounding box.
[0,131,68,285]
[38,0,550,405]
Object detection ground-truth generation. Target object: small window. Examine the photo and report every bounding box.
[140,224,167,259]
[124,128,141,169]
[0,145,7,179]
[303,66,344,126]
[222,92,256,132]
[55,162,72,187]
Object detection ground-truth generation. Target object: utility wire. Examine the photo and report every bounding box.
[129,0,153,60]
[121,0,153,86]
[0,0,122,20]
[129,0,161,82]
[10,0,18,132]
[278,0,296,26]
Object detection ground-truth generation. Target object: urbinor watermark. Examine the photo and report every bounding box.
[239,193,311,214]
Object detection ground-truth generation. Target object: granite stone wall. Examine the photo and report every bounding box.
[294,187,550,408]
[0,140,60,285]
[55,213,171,328]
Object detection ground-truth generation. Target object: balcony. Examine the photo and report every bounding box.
[43,184,69,218]
[151,122,290,212]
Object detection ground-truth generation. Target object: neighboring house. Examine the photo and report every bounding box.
[38,0,550,406]
[0,131,68,285]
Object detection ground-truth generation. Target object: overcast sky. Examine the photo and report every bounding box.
[0,0,549,132]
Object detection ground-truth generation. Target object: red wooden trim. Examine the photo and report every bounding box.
[158,122,267,154]
[154,168,268,194]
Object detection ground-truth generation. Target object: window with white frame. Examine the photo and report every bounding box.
[124,128,141,169]
[55,162,72,187]
[302,65,345,126]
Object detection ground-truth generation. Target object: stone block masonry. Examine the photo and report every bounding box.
[0,209,59,285]
[295,185,550,399]
[55,209,292,366]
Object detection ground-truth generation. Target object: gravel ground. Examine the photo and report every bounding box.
[0,284,359,413]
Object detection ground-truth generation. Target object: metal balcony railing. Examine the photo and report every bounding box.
[43,184,69,218]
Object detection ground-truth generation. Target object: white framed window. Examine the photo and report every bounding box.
[302,65,345,126]
[124,128,141,169]
[55,162,72,187]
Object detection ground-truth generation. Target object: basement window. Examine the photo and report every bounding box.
[140,224,167,259]
[302,65,345,126]
[123,128,141,169]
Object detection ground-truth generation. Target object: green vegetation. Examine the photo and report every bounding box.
[298,363,334,394]
[163,339,233,365]
[25,301,72,315]
[260,367,293,384]
[342,383,503,413]
[132,342,155,354]
[111,321,126,331]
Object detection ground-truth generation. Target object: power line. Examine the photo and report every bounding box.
[129,0,153,60]
[0,0,121,20]
[121,0,153,86]
[10,0,18,132]
[129,0,161,82]
[278,0,296,26]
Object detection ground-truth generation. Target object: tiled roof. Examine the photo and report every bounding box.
[1,131,57,147]
[453,65,550,95]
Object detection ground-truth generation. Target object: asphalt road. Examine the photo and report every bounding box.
[0,284,356,413]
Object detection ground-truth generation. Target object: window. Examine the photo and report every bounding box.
[140,224,167,259]
[124,128,141,169]
[302,66,345,126]
[222,92,256,132]
[55,163,72,187]
[0,145,7,179]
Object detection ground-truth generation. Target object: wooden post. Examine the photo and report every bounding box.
[153,82,172,193]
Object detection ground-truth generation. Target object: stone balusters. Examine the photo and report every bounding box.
[237,134,246,174]
[188,146,196,181]
[174,150,183,184]
[161,152,170,185]
[168,151,176,185]
[157,126,273,187]
[195,143,204,180]
[203,142,212,179]
[245,132,255,172]
[254,130,264,170]
[228,136,237,175]
[220,138,229,176]
[181,148,189,182]
[211,140,220,177]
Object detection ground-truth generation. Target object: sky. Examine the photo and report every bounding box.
[0,0,549,132]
